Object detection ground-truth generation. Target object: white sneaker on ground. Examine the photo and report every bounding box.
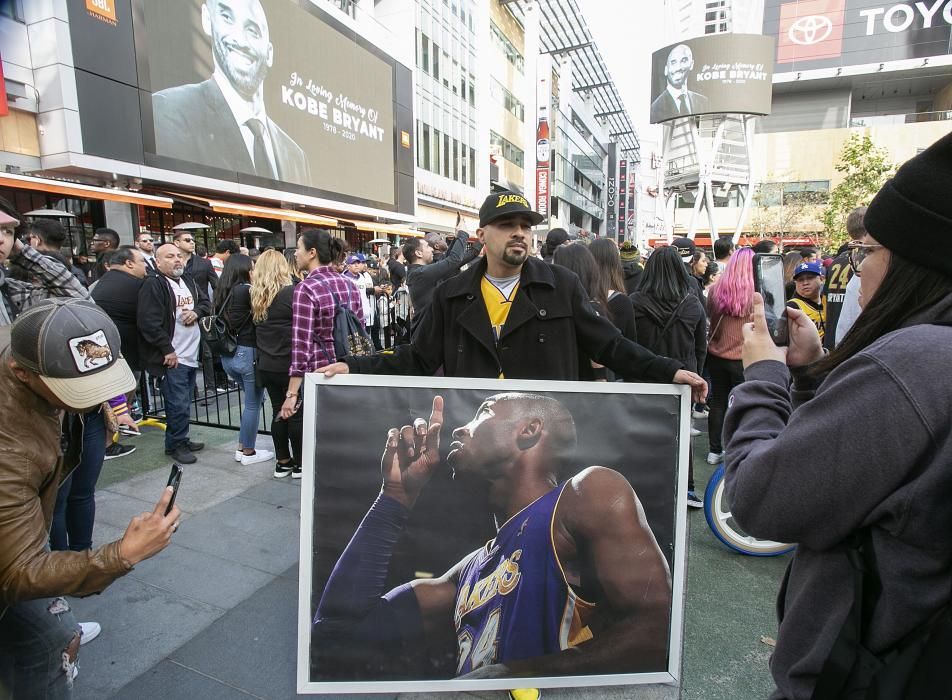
[79,621,101,645]
[240,449,275,466]
[234,450,242,462]
[690,427,701,437]
[706,451,724,465]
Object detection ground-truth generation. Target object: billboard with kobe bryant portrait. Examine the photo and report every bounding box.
[649,34,775,124]
[134,0,404,209]
[764,0,952,73]
[296,375,692,694]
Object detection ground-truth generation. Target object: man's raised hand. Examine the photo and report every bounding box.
[380,395,443,508]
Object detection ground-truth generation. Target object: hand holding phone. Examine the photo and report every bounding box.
[752,254,789,346]
[118,468,182,565]
[165,463,183,516]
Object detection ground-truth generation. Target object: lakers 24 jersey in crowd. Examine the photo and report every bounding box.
[453,482,595,674]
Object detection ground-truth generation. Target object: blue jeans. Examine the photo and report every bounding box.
[161,364,197,452]
[50,409,106,552]
[0,596,80,699]
[220,345,262,450]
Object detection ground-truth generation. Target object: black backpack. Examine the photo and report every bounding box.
[315,285,373,363]
[811,528,952,700]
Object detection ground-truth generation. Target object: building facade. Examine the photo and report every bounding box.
[664,0,952,245]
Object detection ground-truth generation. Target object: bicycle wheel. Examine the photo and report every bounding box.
[704,465,795,557]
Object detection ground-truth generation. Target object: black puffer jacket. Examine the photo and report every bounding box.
[630,291,707,374]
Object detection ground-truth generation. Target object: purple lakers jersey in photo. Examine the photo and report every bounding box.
[453,482,596,674]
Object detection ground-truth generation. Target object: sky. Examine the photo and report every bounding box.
[577,0,666,148]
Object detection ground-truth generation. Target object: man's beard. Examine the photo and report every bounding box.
[167,267,184,279]
[501,247,528,267]
[213,37,269,99]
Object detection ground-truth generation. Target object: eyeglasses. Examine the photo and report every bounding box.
[139,238,154,243]
[849,244,885,273]
[178,238,194,243]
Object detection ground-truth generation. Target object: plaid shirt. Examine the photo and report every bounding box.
[289,266,364,376]
[0,244,89,323]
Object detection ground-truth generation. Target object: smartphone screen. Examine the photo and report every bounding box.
[165,463,183,516]
[753,254,789,346]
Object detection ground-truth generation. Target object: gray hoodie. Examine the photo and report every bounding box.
[723,294,952,700]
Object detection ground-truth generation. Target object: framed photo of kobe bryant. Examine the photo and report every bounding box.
[296,375,692,694]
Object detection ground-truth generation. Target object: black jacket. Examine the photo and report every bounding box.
[185,254,217,302]
[346,257,682,382]
[622,260,644,295]
[387,259,407,288]
[253,285,294,374]
[91,270,144,371]
[136,273,211,376]
[630,291,707,374]
[406,231,471,320]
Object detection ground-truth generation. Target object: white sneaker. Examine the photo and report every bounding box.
[234,450,243,462]
[240,449,275,466]
[79,621,101,645]
[706,451,724,465]
[690,427,701,437]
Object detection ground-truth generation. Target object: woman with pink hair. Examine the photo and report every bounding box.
[704,247,754,464]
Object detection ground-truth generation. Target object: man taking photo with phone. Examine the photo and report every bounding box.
[0,299,181,696]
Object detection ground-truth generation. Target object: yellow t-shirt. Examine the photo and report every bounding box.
[481,275,520,378]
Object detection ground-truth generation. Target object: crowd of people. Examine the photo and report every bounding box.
[0,131,950,699]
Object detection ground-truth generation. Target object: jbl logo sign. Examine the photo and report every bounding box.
[86,0,117,26]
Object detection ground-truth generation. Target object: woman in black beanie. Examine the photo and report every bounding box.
[722,131,952,700]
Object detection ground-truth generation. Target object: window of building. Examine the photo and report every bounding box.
[0,0,24,21]
[443,133,451,178]
[490,22,524,74]
[491,78,525,122]
[469,147,476,187]
[468,77,475,107]
[421,33,430,73]
[421,123,431,171]
[432,42,440,80]
[442,52,450,88]
[755,181,830,207]
[490,131,524,169]
[704,0,729,34]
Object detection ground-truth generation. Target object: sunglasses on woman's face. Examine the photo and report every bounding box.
[849,244,885,273]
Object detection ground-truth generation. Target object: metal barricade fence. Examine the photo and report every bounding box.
[138,288,412,434]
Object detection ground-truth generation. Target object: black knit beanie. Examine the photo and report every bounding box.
[864,130,952,278]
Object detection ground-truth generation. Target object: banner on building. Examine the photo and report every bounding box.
[535,56,552,222]
[649,33,775,123]
[298,375,691,694]
[606,143,617,239]
[0,55,7,118]
[765,0,952,72]
[618,159,628,241]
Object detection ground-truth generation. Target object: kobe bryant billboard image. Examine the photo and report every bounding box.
[136,0,402,209]
[649,34,776,124]
[764,0,952,72]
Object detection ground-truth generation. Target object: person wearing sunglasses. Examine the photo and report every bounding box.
[135,231,158,275]
[723,132,952,699]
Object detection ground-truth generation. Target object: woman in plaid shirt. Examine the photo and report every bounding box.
[280,229,363,420]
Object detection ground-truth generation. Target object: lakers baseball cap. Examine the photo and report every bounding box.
[671,237,697,263]
[345,254,360,264]
[479,191,544,227]
[10,298,136,410]
[793,261,824,279]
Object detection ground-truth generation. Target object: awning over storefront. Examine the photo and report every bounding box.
[353,221,423,238]
[0,172,173,208]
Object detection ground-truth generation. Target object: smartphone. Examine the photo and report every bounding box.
[753,253,789,346]
[165,463,183,516]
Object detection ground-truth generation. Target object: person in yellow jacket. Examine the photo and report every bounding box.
[787,261,826,339]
